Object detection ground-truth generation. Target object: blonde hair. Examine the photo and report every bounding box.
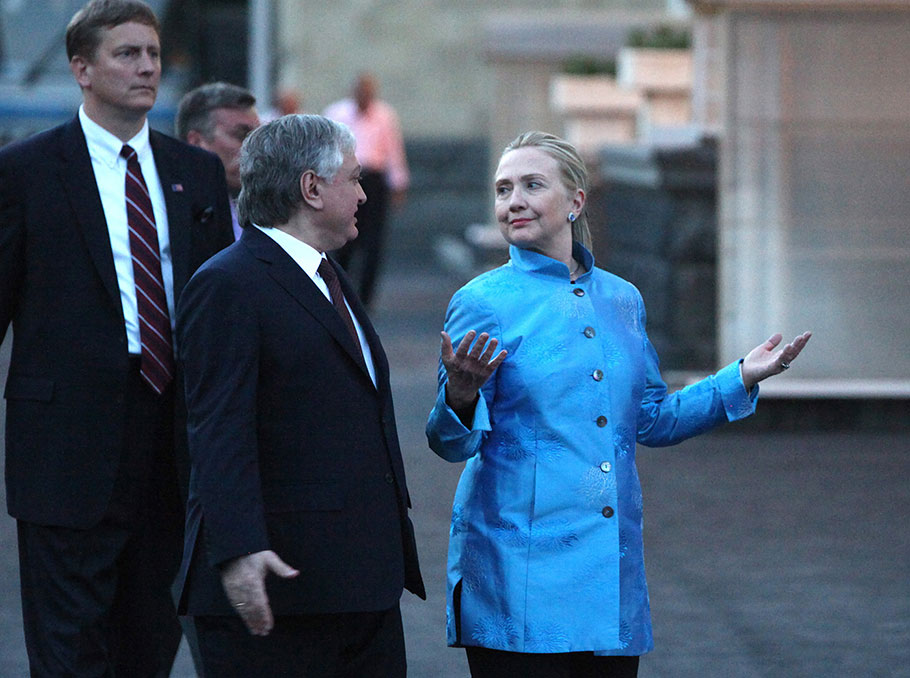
[502,131,592,250]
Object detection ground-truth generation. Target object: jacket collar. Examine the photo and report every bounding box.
[508,242,595,280]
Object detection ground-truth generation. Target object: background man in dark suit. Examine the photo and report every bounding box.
[0,1,233,675]
[176,81,261,241]
[176,114,425,676]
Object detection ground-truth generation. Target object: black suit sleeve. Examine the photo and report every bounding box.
[178,261,270,567]
[197,154,234,262]
[0,152,25,342]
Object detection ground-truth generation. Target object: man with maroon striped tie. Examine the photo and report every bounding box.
[175,114,424,677]
[0,1,232,675]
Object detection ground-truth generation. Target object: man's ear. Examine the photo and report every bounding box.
[300,170,322,209]
[70,56,91,89]
[186,129,204,147]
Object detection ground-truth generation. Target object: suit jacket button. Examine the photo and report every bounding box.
[573,288,585,297]
[602,506,614,518]
[583,326,596,338]
[384,473,394,485]
[600,461,612,473]
[596,415,608,427]
[592,369,604,381]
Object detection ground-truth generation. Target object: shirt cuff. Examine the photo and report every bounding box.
[719,359,759,421]
[426,384,491,462]
[437,383,491,433]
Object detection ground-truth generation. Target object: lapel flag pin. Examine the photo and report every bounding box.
[171,183,184,192]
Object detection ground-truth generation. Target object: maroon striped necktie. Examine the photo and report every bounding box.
[121,144,174,395]
[317,259,364,363]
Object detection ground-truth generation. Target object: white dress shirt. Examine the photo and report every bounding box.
[79,106,174,354]
[253,225,377,388]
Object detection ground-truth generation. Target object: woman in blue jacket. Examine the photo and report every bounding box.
[426,131,811,678]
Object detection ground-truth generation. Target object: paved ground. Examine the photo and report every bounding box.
[1,261,908,677]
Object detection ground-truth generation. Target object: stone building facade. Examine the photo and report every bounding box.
[274,1,667,137]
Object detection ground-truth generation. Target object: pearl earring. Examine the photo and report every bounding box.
[567,212,576,223]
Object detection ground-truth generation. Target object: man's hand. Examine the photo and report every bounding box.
[220,550,299,636]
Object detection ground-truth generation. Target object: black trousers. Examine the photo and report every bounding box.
[16,363,184,677]
[465,647,640,678]
[194,604,406,678]
[334,169,389,307]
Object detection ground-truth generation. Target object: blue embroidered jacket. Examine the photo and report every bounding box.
[426,243,758,655]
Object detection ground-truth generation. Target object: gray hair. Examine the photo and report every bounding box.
[502,131,592,250]
[237,114,356,228]
[175,82,256,141]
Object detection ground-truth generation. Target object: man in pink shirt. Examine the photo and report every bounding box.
[324,72,408,307]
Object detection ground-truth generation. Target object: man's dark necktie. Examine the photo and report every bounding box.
[317,258,364,363]
[121,144,174,395]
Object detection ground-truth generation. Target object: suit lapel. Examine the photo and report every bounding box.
[242,230,375,383]
[335,258,391,394]
[150,131,192,295]
[57,117,122,312]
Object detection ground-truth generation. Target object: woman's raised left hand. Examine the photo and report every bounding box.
[741,331,812,391]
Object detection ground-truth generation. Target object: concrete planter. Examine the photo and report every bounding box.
[617,48,693,133]
[617,47,692,90]
[549,74,643,155]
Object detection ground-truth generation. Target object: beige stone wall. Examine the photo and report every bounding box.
[275,1,666,137]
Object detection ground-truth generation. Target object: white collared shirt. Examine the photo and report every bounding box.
[79,105,174,354]
[253,225,377,388]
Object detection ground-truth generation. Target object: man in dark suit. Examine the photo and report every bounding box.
[176,114,425,676]
[175,81,261,241]
[0,1,233,675]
